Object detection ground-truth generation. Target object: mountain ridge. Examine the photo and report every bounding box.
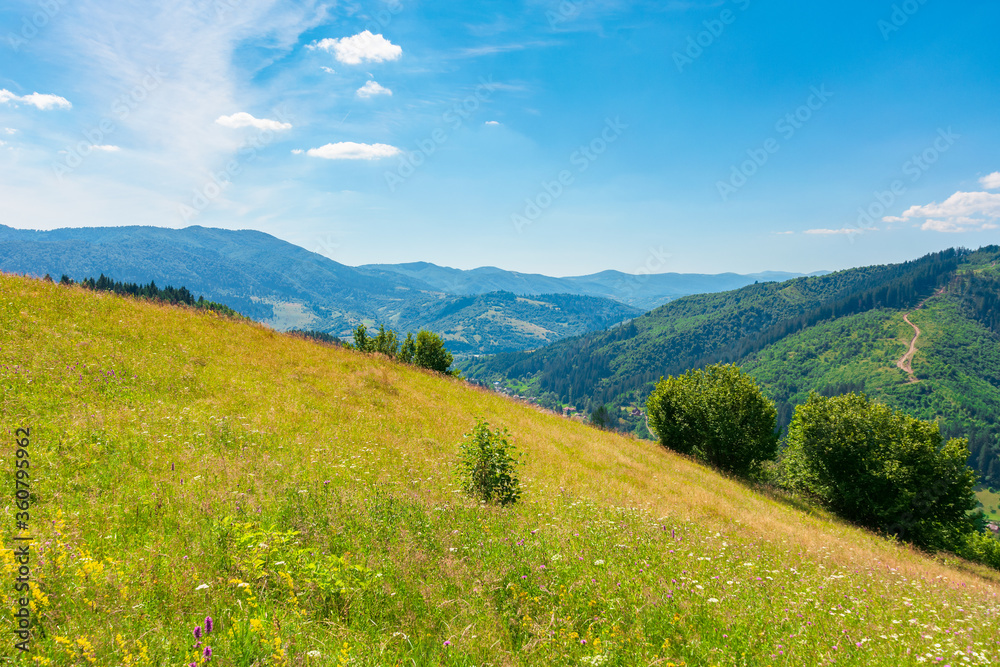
[0,223,811,353]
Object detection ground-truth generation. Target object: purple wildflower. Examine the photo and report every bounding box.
[205,616,213,633]
[203,646,212,660]
[193,626,202,640]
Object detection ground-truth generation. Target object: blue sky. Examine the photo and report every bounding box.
[1,0,998,276]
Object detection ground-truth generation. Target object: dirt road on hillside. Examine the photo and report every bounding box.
[895,287,946,383]
[897,313,921,383]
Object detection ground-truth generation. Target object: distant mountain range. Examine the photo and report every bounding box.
[361,261,815,310]
[0,224,809,354]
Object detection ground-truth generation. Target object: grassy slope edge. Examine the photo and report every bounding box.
[2,274,999,666]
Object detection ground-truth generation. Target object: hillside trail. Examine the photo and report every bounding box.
[896,287,946,383]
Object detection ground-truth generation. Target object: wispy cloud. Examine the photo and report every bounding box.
[309,31,402,65]
[0,89,72,110]
[0,0,329,231]
[887,190,1000,233]
[804,228,868,235]
[455,41,558,58]
[304,142,401,160]
[216,112,292,131]
[356,80,392,98]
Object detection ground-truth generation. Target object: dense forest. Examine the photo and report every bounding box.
[465,249,974,407]
[461,247,1000,486]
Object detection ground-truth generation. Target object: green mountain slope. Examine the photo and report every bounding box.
[2,273,999,665]
[428,291,640,354]
[462,247,1000,483]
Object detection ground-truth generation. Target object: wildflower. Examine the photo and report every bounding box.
[195,583,210,591]
[203,646,212,660]
[443,640,451,647]
[194,626,202,640]
[307,650,322,658]
[205,617,214,633]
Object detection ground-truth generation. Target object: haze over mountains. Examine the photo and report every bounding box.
[0,224,810,354]
[361,261,813,310]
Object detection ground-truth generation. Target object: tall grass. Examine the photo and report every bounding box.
[1,274,999,665]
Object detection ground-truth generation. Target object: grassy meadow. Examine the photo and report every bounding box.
[2,274,1000,666]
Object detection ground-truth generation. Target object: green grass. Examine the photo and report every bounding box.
[3,275,1000,666]
[976,487,1000,516]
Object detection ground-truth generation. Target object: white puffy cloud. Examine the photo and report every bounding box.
[0,89,72,110]
[980,172,1000,190]
[321,66,336,74]
[215,112,292,131]
[92,145,121,152]
[484,120,501,126]
[356,80,392,98]
[3,128,16,135]
[305,142,401,160]
[888,190,1000,233]
[310,31,402,65]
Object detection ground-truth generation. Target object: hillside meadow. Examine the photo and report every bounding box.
[2,274,1000,666]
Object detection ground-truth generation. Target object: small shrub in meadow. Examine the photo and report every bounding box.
[457,420,522,506]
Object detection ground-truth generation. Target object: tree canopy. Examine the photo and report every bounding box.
[646,363,779,476]
[783,392,978,549]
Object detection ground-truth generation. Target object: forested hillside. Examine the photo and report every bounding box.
[462,247,1000,485]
